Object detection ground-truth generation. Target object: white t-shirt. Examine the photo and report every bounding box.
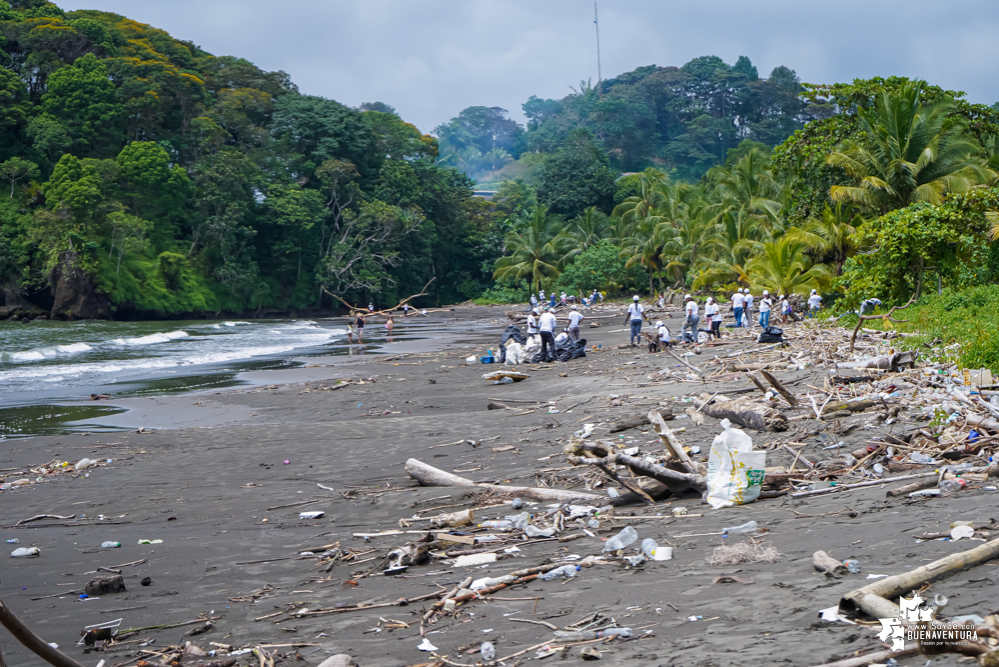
[685,301,698,318]
[744,294,754,310]
[704,303,717,319]
[781,298,790,313]
[808,294,822,309]
[759,298,771,313]
[657,324,670,342]
[627,303,644,321]
[527,314,539,334]
[539,312,556,332]
[568,311,583,327]
[732,293,744,308]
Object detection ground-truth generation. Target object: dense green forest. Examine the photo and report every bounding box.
[2,0,999,321]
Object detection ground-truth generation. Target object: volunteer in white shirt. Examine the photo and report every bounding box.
[732,290,745,327]
[808,289,822,317]
[655,320,671,347]
[682,294,700,343]
[780,295,790,325]
[623,295,649,346]
[538,306,557,361]
[567,305,584,341]
[526,308,540,337]
[704,297,722,339]
[743,289,754,328]
[759,290,772,329]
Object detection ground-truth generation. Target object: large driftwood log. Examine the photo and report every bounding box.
[760,369,799,407]
[0,597,86,667]
[566,452,706,496]
[405,459,602,503]
[648,409,706,474]
[822,398,877,414]
[840,536,999,620]
[809,647,921,667]
[695,396,788,432]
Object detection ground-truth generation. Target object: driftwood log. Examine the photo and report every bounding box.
[809,647,921,667]
[405,459,602,503]
[565,452,706,496]
[760,369,799,407]
[822,398,877,414]
[840,536,999,620]
[695,395,788,432]
[648,409,706,474]
[0,597,86,667]
[812,550,848,576]
[609,413,657,433]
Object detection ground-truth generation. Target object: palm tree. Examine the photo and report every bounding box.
[612,169,671,228]
[660,197,719,286]
[493,205,576,293]
[785,203,861,275]
[691,207,766,289]
[712,149,782,228]
[746,237,832,296]
[566,206,607,253]
[826,80,993,214]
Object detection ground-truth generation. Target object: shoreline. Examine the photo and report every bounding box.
[0,304,990,667]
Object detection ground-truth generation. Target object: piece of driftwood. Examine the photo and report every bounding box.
[840,536,999,620]
[648,409,706,474]
[665,348,702,375]
[886,477,937,497]
[695,396,788,432]
[812,550,847,576]
[809,646,921,667]
[609,413,666,433]
[405,459,602,503]
[760,370,799,407]
[837,351,919,372]
[821,399,877,414]
[85,575,126,596]
[849,295,916,352]
[0,597,85,667]
[566,453,706,496]
[746,372,769,396]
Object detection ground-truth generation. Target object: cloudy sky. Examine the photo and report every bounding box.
[60,0,999,134]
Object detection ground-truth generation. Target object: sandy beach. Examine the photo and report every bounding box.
[0,305,993,667]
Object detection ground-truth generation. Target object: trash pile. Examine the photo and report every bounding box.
[0,456,114,491]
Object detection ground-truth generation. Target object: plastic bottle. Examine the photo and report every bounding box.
[101,541,121,549]
[480,642,496,660]
[606,487,620,499]
[602,526,638,552]
[493,377,513,385]
[940,478,967,493]
[471,575,516,590]
[524,525,555,538]
[910,452,935,464]
[641,538,659,559]
[843,559,861,574]
[478,520,514,531]
[5,539,18,544]
[722,520,758,536]
[539,564,580,581]
[510,498,523,510]
[597,627,634,639]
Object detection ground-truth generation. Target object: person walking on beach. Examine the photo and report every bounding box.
[567,305,583,342]
[530,294,538,310]
[808,289,823,317]
[743,289,754,328]
[732,289,745,327]
[402,303,410,318]
[704,297,721,339]
[355,313,366,343]
[526,308,540,339]
[780,295,790,325]
[538,306,557,362]
[759,291,773,328]
[682,294,700,343]
[624,295,649,346]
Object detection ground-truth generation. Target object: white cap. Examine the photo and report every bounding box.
[763,290,769,295]
[633,295,640,301]
[531,309,539,314]
[656,320,663,327]
[811,289,817,294]
[571,305,577,310]
[779,295,784,299]
[684,294,691,300]
[706,297,714,304]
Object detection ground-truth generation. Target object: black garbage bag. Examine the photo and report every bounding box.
[556,337,587,362]
[757,326,784,344]
[498,325,527,363]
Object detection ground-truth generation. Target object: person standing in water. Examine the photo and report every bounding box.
[386,313,394,334]
[567,305,583,342]
[355,313,366,344]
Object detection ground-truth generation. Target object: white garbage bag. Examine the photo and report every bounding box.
[706,419,766,509]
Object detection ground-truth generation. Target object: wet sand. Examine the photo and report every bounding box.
[0,306,993,667]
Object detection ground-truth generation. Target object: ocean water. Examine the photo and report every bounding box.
[0,319,350,400]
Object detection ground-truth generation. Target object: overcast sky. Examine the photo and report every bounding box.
[59,0,999,134]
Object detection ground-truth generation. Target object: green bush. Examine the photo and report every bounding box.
[863,285,999,372]
[474,284,529,305]
[556,240,645,296]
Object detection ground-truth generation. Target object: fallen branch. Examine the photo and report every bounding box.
[849,295,916,352]
[648,409,705,474]
[694,395,788,432]
[405,459,602,503]
[0,597,85,667]
[15,514,74,526]
[760,370,799,407]
[566,452,706,496]
[839,536,999,620]
[809,646,921,667]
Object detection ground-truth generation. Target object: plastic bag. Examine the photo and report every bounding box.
[706,419,766,509]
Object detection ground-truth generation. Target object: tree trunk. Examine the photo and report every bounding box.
[695,395,789,432]
[405,459,602,503]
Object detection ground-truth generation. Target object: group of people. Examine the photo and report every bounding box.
[529,289,604,312]
[622,288,826,348]
[526,303,586,362]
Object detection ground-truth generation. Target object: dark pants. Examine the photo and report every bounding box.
[711,320,721,338]
[540,331,556,361]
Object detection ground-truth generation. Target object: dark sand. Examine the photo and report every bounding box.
[1,306,994,667]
